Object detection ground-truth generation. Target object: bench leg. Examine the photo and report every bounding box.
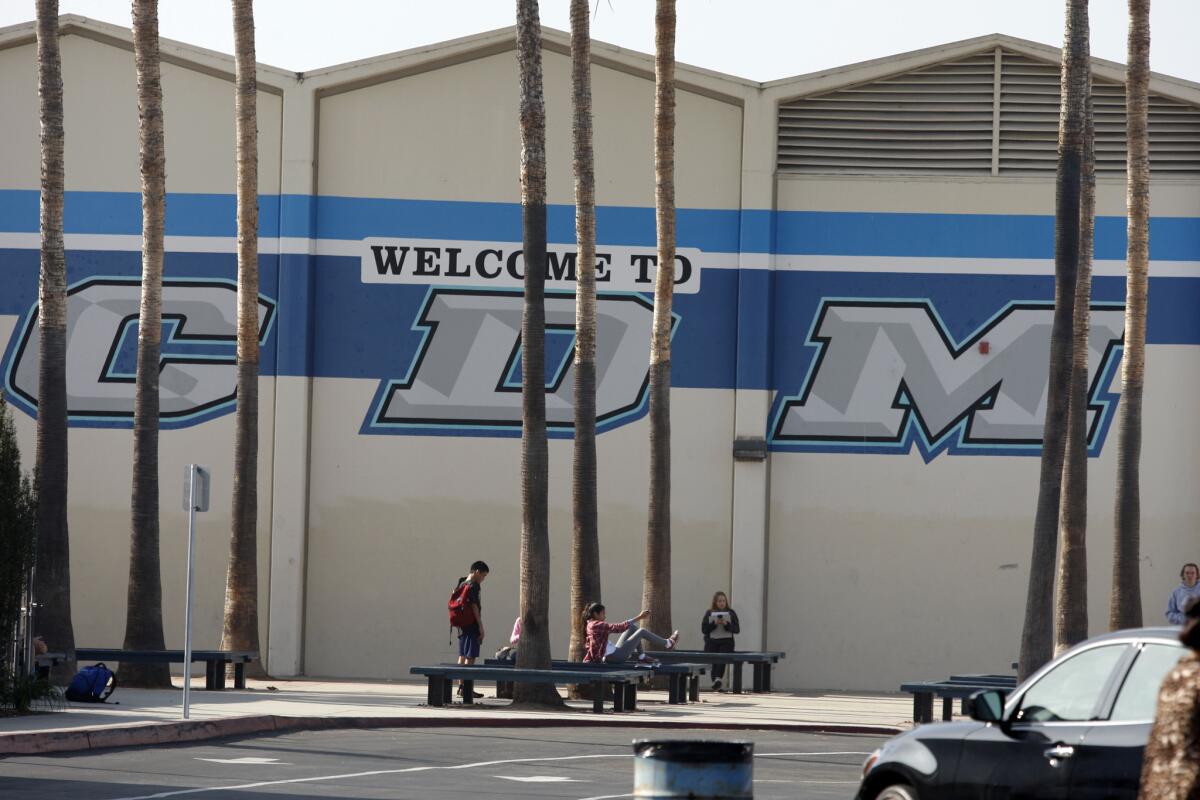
[942,697,953,721]
[913,691,933,725]
[213,660,226,690]
[764,665,773,692]
[667,675,680,704]
[961,698,970,716]
[205,661,216,691]
[612,682,624,713]
[690,675,700,702]
[593,682,605,714]
[624,683,637,712]
[234,662,246,690]
[753,663,764,692]
[443,678,453,705]
[732,662,744,694]
[462,679,474,704]
[428,676,444,707]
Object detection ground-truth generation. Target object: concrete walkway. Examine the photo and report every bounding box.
[0,677,912,756]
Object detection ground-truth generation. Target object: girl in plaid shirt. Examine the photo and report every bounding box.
[582,603,679,663]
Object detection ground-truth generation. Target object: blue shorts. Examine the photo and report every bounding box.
[458,627,481,659]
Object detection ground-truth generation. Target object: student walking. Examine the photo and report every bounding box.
[448,560,489,698]
[701,591,740,691]
[582,603,678,664]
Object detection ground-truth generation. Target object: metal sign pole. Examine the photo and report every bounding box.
[182,465,197,720]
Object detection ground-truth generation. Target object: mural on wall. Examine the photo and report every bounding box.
[768,298,1126,460]
[3,277,276,427]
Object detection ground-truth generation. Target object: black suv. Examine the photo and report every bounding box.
[857,627,1186,800]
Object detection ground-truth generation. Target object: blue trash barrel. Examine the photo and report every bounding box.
[633,739,754,798]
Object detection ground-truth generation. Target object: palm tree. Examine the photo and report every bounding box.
[33,0,75,681]
[120,0,171,688]
[512,0,560,706]
[1019,0,1088,681]
[1055,25,1095,655]
[220,0,265,678]
[567,0,601,667]
[641,0,676,643]
[1110,0,1150,632]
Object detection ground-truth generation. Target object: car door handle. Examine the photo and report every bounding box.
[1044,745,1075,761]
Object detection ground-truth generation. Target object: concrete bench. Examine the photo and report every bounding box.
[653,650,786,694]
[482,659,707,704]
[410,664,644,714]
[74,648,257,690]
[901,676,1017,724]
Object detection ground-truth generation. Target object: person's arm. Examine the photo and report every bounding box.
[510,617,522,645]
[729,609,741,635]
[1167,590,1185,625]
[701,611,715,636]
[472,603,484,640]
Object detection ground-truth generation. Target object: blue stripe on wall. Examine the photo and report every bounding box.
[774,210,1200,261]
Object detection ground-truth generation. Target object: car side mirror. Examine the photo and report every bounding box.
[968,689,1006,723]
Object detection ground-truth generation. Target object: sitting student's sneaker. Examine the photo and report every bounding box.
[665,631,680,649]
[712,679,723,692]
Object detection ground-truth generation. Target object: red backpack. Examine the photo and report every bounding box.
[448,581,476,628]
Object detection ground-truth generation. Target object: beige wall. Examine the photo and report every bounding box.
[303,384,734,677]
[317,49,743,209]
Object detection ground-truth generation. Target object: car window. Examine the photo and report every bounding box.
[1015,644,1126,723]
[1109,643,1187,722]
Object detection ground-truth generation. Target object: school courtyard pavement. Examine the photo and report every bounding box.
[0,678,912,757]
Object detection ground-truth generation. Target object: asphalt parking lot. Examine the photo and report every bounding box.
[0,726,885,799]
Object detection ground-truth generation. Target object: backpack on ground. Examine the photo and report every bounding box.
[65,662,116,703]
[448,581,476,629]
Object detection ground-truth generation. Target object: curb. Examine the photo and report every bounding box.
[0,715,902,756]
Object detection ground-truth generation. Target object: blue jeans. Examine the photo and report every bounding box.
[604,624,671,663]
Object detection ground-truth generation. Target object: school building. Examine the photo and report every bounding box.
[1,16,1198,690]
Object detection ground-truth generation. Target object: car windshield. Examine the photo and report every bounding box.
[1014,644,1126,723]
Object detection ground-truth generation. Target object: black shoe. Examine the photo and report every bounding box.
[712,679,723,692]
[457,687,484,699]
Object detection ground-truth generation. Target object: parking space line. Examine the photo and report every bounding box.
[109,750,871,800]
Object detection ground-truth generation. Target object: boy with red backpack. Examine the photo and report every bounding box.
[448,560,489,698]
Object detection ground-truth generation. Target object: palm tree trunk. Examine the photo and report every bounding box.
[1019,0,1088,681]
[1055,30,1094,655]
[220,0,265,679]
[567,0,601,668]
[33,0,75,681]
[512,0,561,706]
[1111,0,1149,631]
[121,0,171,688]
[641,0,676,645]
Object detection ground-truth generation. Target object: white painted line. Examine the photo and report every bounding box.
[108,750,871,800]
[194,757,290,765]
[573,794,633,800]
[108,753,629,800]
[496,775,584,782]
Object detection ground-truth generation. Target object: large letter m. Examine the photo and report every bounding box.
[769,300,1125,459]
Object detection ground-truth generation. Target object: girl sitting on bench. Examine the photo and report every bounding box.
[582,602,678,665]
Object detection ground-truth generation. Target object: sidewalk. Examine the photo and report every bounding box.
[0,677,912,756]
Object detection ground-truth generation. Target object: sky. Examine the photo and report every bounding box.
[0,1,1197,85]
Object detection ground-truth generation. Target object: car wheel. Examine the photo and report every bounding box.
[875,784,918,800]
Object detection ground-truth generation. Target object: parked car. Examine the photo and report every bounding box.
[857,627,1186,799]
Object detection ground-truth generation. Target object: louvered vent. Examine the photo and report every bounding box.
[777,53,996,174]
[778,48,1200,177]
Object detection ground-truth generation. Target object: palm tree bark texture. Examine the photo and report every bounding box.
[1019,0,1088,681]
[1054,10,1095,656]
[567,0,601,669]
[121,0,172,688]
[33,0,76,681]
[512,0,561,706]
[1111,0,1149,632]
[641,0,676,647]
[221,0,266,680]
